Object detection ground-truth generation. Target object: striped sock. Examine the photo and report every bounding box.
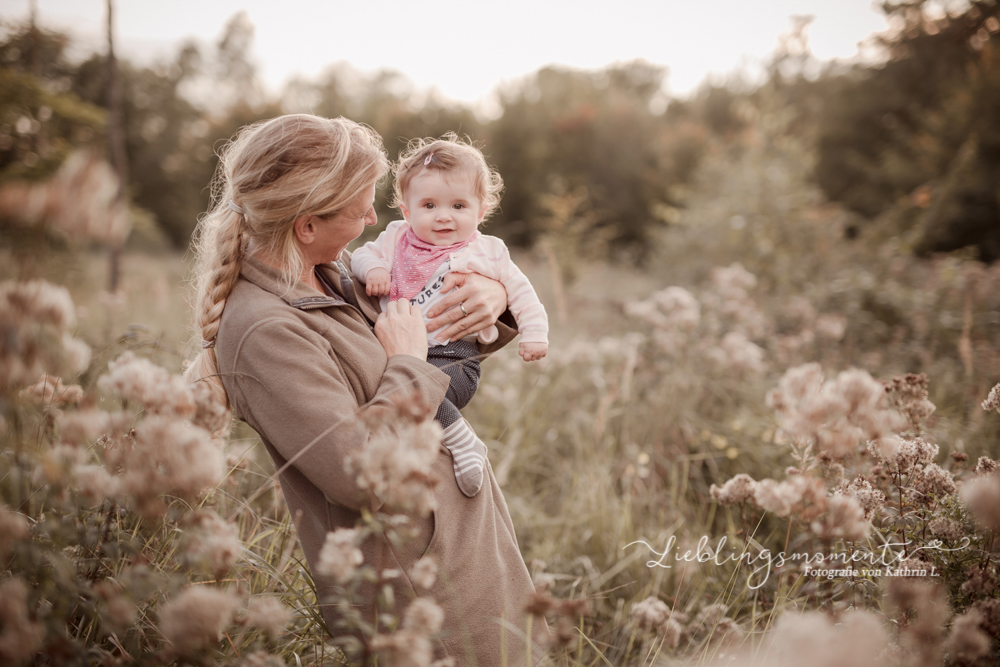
[441,419,487,497]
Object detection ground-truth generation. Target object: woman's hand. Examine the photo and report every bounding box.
[426,273,507,343]
[375,298,428,359]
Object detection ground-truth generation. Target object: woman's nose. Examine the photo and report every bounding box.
[364,206,377,226]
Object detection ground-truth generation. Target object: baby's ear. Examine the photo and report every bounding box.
[478,204,488,222]
[400,202,411,222]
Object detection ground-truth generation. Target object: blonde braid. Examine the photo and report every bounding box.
[184,204,245,417]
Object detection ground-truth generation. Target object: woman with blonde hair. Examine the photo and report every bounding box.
[186,114,540,665]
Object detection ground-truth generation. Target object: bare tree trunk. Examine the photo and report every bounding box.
[105,0,127,292]
[28,0,40,76]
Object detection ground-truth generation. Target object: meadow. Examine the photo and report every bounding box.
[2,118,1000,667]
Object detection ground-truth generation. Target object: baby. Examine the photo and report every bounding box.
[351,134,548,497]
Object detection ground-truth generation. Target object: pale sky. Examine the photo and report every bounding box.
[4,0,889,105]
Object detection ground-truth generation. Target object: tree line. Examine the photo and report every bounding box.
[1,0,998,263]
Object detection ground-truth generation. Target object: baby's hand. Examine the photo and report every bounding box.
[519,342,548,362]
[365,268,391,296]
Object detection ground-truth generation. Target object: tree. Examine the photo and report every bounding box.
[814,0,1000,260]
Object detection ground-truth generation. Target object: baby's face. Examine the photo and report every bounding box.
[400,170,486,246]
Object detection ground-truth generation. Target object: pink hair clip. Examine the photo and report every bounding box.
[424,152,435,166]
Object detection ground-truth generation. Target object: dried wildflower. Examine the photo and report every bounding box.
[928,517,963,543]
[944,609,991,664]
[710,473,758,505]
[20,374,83,407]
[960,566,996,597]
[631,597,670,630]
[868,435,903,463]
[712,263,756,296]
[181,510,243,579]
[627,286,701,331]
[709,331,765,375]
[753,475,828,520]
[885,373,936,431]
[0,506,29,557]
[835,476,885,522]
[410,556,438,590]
[887,578,948,664]
[951,451,968,463]
[815,313,847,341]
[525,587,558,617]
[317,527,364,584]
[73,464,121,505]
[0,280,91,391]
[960,473,1000,532]
[36,443,84,486]
[0,577,45,664]
[245,596,293,639]
[768,610,891,666]
[371,599,444,667]
[708,616,743,648]
[124,415,224,513]
[57,409,112,445]
[404,597,445,636]
[92,580,136,631]
[970,598,1000,638]
[99,352,196,418]
[370,630,433,667]
[158,587,240,656]
[0,150,130,245]
[767,365,906,460]
[910,463,955,502]
[811,494,870,542]
[982,383,1000,413]
[190,379,231,436]
[661,617,685,649]
[975,456,997,476]
[691,603,728,635]
[558,598,592,619]
[886,437,939,474]
[548,616,578,649]
[346,414,440,516]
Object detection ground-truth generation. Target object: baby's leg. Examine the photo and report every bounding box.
[426,340,481,409]
[426,342,487,497]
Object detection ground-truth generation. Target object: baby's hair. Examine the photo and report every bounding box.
[392,132,503,221]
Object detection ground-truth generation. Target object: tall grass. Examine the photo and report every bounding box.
[2,116,999,666]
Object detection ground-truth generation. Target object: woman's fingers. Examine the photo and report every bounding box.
[426,273,506,342]
[375,298,428,358]
[426,273,469,322]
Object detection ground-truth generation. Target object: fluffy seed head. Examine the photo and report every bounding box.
[317,527,364,584]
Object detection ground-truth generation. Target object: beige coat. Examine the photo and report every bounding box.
[216,254,541,665]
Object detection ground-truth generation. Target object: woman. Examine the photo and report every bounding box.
[185,115,540,665]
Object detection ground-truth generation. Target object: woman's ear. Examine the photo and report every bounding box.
[293,214,317,245]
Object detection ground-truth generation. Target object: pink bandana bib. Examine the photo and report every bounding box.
[389,227,478,301]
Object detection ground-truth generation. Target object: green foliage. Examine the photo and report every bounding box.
[814,0,1000,260]
[487,62,704,260]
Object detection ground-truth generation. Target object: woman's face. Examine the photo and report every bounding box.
[309,183,378,264]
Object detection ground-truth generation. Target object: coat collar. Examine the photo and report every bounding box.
[240,252,381,322]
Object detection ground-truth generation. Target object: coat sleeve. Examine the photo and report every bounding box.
[350,220,408,283]
[229,315,450,512]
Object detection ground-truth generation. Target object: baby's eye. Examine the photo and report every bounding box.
[423,202,435,209]
[453,203,465,209]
